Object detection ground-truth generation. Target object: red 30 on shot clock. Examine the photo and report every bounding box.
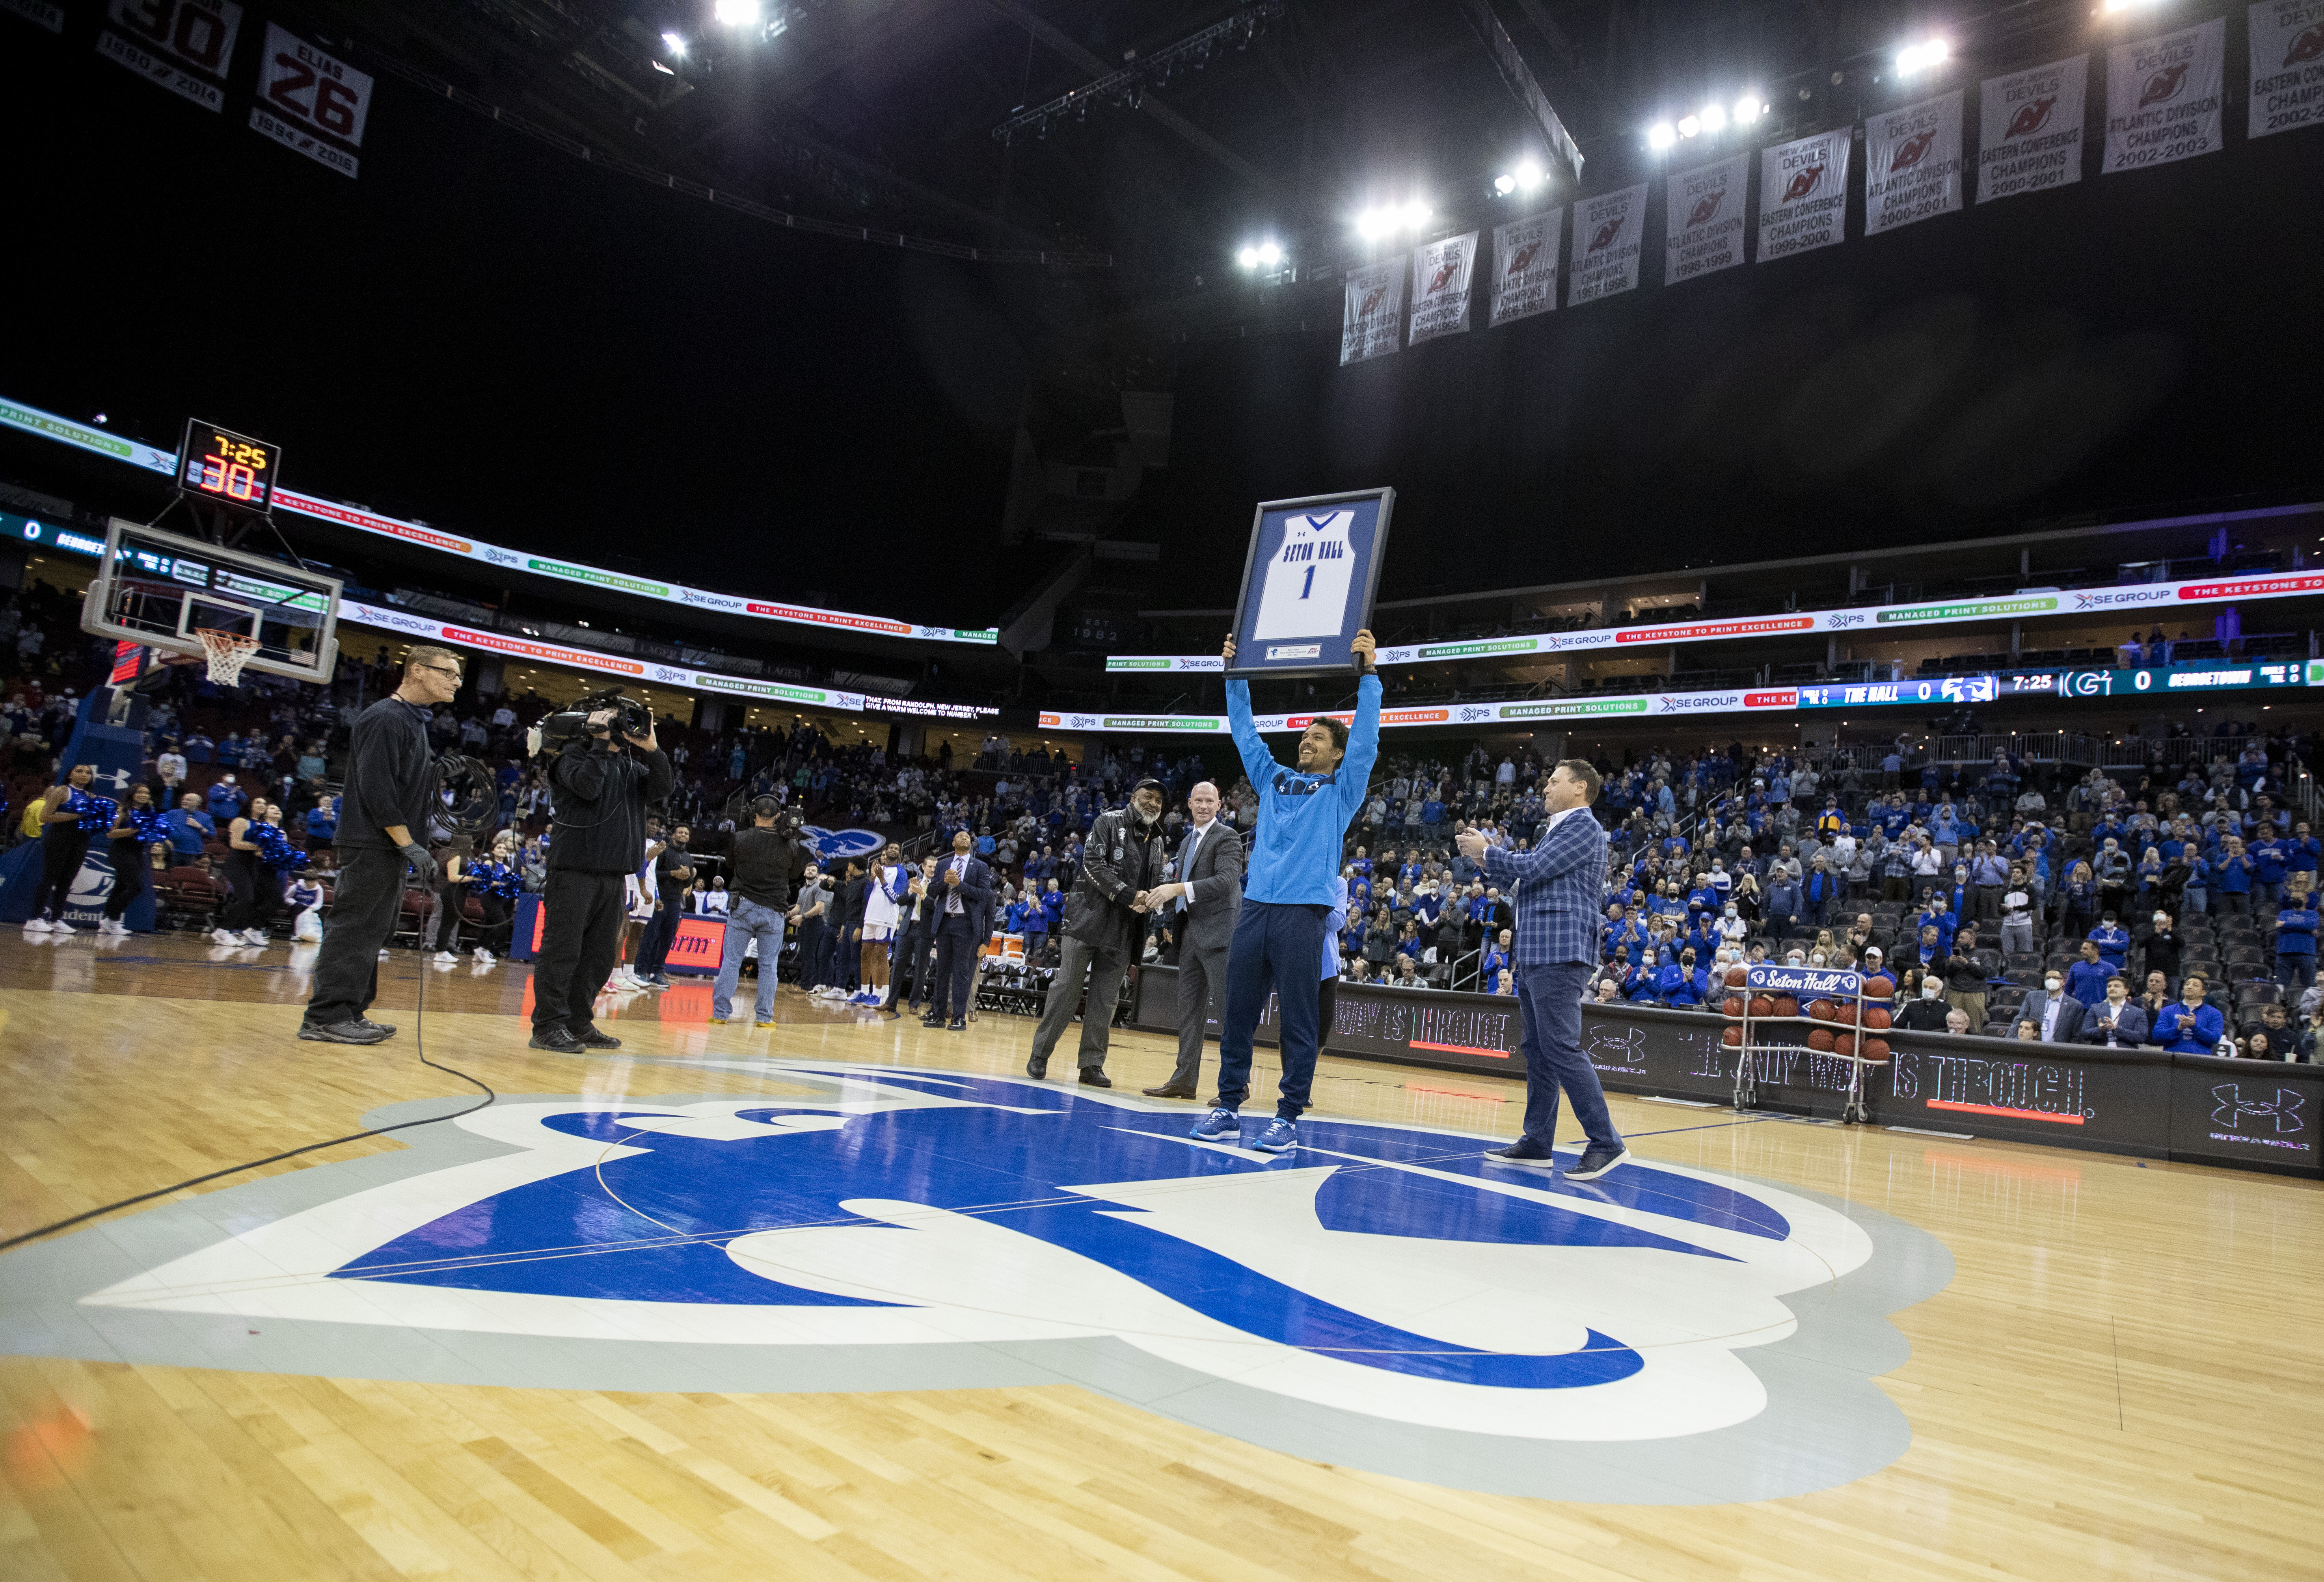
[177,419,281,514]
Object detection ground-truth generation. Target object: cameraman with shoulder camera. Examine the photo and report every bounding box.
[531,699,671,1052]
[299,645,465,1045]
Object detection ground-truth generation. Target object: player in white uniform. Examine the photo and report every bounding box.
[1249,510,1358,643]
[855,841,910,1006]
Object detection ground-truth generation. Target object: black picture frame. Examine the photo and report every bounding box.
[1224,486,1395,681]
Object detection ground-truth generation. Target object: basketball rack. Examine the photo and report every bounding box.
[1723,964,1896,1125]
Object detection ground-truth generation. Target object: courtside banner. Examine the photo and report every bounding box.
[1341,259,1405,364]
[1488,212,1560,327]
[1979,54,2089,203]
[1665,154,1749,285]
[2104,17,2226,173]
[2250,0,2324,139]
[1864,89,1963,234]
[1408,232,1480,346]
[1758,129,1850,262]
[1567,183,1646,305]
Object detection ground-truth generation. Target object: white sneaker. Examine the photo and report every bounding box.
[213,928,238,945]
[434,950,458,964]
[473,947,494,964]
[243,929,269,946]
[99,920,127,936]
[47,918,75,934]
[23,917,50,933]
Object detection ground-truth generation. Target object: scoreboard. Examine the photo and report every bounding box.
[177,419,280,514]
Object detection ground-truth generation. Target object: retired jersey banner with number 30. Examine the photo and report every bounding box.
[1340,259,1405,365]
[1407,232,1479,346]
[1488,212,1559,327]
[1864,89,1963,234]
[1758,129,1850,262]
[2249,0,2324,139]
[2104,17,2225,173]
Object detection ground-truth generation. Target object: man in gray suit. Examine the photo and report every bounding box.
[2017,968,2088,1043]
[1141,780,1245,1098]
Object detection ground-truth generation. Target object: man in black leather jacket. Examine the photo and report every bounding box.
[1025,778,1168,1087]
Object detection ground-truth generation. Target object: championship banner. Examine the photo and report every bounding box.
[1567,183,1647,305]
[1408,232,1479,346]
[1979,54,2088,203]
[1864,89,1963,234]
[1488,212,1560,327]
[1758,129,1850,262]
[99,0,244,113]
[2250,0,2324,139]
[251,22,375,179]
[1340,259,1405,365]
[1664,154,1748,285]
[2104,17,2225,173]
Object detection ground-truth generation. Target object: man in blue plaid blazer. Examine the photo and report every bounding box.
[1456,760,1629,1180]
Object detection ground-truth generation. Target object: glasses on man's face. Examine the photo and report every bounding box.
[417,664,464,681]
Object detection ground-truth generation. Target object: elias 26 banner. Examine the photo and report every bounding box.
[99,0,244,114]
[1664,154,1748,285]
[1407,232,1479,346]
[1979,54,2088,203]
[2104,17,2225,173]
[251,23,375,179]
[1863,89,1963,234]
[1488,211,1560,327]
[1758,129,1850,262]
[2250,0,2324,139]
[1567,183,1646,305]
[1340,259,1405,365]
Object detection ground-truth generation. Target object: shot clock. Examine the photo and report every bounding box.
[177,419,280,514]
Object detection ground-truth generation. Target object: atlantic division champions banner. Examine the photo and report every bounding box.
[2250,0,2324,138]
[2104,17,2226,173]
[1407,232,1479,346]
[1664,154,1748,285]
[1567,182,1646,305]
[1864,89,1964,234]
[1488,212,1560,327]
[1979,54,2089,202]
[1340,259,1405,365]
[1758,129,1850,262]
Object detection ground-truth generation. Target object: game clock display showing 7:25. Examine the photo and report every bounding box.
[177,419,280,514]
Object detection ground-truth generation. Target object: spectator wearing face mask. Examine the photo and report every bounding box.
[2087,911,2130,975]
[1895,973,1953,1031]
[1937,924,1989,1029]
[2018,969,2086,1042]
[2138,910,2182,985]
[1998,867,2036,957]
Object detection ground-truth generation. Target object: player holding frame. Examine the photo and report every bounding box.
[1193,628,1380,1154]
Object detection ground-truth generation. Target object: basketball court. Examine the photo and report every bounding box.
[1,934,2315,1580]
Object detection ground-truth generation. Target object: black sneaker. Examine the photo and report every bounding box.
[356,1018,398,1037]
[920,1015,944,1028]
[1484,1144,1557,1169]
[571,1028,622,1049]
[298,1019,390,1045]
[529,1026,585,1052]
[1564,1146,1631,1182]
[946,1019,966,1031]
[1077,1070,1112,1088]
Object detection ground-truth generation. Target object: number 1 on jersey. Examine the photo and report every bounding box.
[1299,566,1315,599]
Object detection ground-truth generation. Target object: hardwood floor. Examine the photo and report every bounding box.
[1,931,2317,1580]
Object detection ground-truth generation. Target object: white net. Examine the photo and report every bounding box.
[196,628,263,687]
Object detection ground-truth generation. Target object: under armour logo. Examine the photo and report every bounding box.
[2211,1083,2307,1134]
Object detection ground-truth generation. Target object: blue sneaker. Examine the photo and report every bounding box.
[1190,1107,1240,1142]
[1251,1117,1298,1154]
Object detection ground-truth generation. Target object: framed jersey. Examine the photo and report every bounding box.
[1225,487,1395,680]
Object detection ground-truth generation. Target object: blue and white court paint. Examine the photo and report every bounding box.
[1,1063,1954,1502]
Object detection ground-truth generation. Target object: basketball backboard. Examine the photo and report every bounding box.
[82,517,341,685]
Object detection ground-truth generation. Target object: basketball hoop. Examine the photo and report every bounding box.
[195,628,263,687]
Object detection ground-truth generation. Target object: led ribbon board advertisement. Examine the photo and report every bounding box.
[0,396,997,647]
[1226,488,1395,680]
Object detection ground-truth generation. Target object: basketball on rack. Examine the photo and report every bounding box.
[1747,995,1774,1018]
[1808,999,1836,1022]
[1864,973,1896,999]
[1772,994,1799,1018]
[1863,1005,1893,1030]
[1859,1037,1891,1062]
[1721,1024,1742,1047]
[1807,1027,1836,1052]
[1834,1032,1857,1058]
[1832,1000,1860,1026]
[1722,994,1745,1018]
[1724,965,1749,988]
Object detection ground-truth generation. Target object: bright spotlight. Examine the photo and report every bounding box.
[713,0,760,25]
[1735,93,1761,122]
[661,30,687,54]
[1896,38,1949,74]
[1647,122,1677,149]
[1516,160,1543,188]
[1678,114,1701,137]
[1354,209,1383,240]
[1400,199,1428,229]
[1494,173,1516,194]
[1238,246,1259,268]
[1700,102,1726,131]
[1257,242,1281,266]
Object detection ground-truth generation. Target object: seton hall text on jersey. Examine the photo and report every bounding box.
[1281,539,1347,564]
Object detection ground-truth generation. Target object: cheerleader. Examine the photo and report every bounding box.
[214,797,278,947]
[23,764,111,934]
[249,806,304,944]
[464,834,521,962]
[97,784,171,936]
[423,832,476,963]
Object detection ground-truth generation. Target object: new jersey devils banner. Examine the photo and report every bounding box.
[1340,259,1406,365]
[1758,129,1850,262]
[1864,89,1963,234]
[1407,232,1479,346]
[1664,154,1748,285]
[1979,54,2089,202]
[1568,183,1647,305]
[1488,212,1560,326]
[2104,17,2225,173]
[2250,0,2324,139]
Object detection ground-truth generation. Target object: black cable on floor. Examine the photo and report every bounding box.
[0,929,495,1254]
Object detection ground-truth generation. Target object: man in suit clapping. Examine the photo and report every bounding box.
[922,829,993,1033]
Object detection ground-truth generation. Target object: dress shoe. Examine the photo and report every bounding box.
[1025,1055,1049,1079]
[1077,1070,1112,1088]
[1141,1083,1197,1099]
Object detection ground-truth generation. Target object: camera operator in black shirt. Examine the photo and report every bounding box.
[531,700,671,1052]
[300,645,465,1045]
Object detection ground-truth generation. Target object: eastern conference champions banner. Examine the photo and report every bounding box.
[1488,211,1559,327]
[2250,0,2324,138]
[1407,232,1479,345]
[1664,153,1747,285]
[1864,89,1964,233]
[1340,259,1405,365]
[1567,182,1646,305]
[1758,128,1850,261]
[1979,54,2088,203]
[2105,17,2226,172]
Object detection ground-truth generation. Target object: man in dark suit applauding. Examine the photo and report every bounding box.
[1143,780,1244,1098]
[922,828,993,1032]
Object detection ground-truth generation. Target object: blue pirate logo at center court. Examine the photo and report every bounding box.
[82,1065,1895,1451]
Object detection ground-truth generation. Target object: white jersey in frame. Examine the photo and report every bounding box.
[1250,511,1358,642]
